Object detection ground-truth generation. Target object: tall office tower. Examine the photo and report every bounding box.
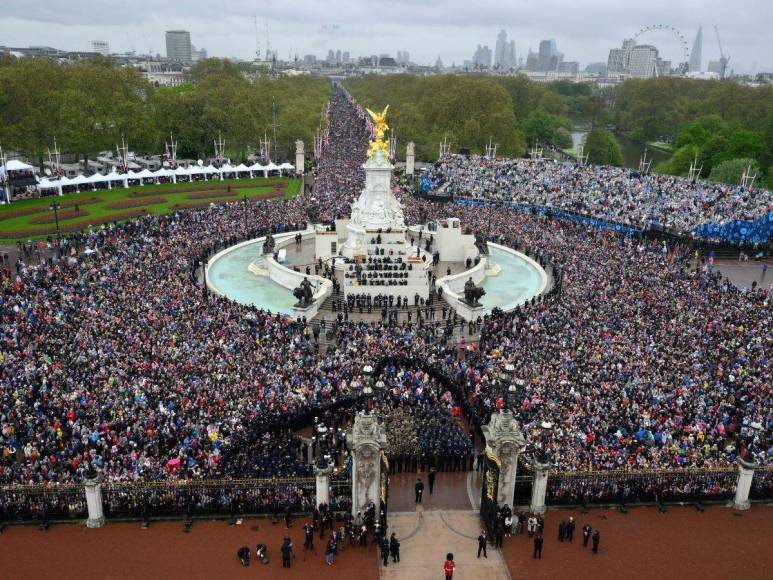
[335,49,342,64]
[689,25,703,72]
[166,31,192,63]
[90,40,109,56]
[629,45,659,78]
[342,51,350,64]
[507,39,516,69]
[327,49,336,64]
[495,29,508,67]
[473,45,492,68]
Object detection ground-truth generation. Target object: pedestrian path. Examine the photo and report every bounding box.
[381,508,511,580]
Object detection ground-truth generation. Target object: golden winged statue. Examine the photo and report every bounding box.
[366,105,390,159]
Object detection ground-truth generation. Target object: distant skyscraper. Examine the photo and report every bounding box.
[494,30,517,69]
[435,55,444,69]
[166,31,192,63]
[342,51,350,64]
[689,25,703,72]
[191,44,207,63]
[495,30,507,67]
[335,49,342,64]
[533,39,562,71]
[472,45,492,68]
[90,40,109,56]
[326,49,335,64]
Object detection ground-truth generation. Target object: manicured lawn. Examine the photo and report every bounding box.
[0,178,300,242]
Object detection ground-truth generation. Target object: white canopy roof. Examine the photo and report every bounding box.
[137,168,156,179]
[219,163,235,172]
[88,173,108,183]
[279,162,295,170]
[126,170,141,179]
[58,175,73,186]
[203,165,219,174]
[265,162,279,172]
[174,166,190,175]
[105,171,126,181]
[4,159,34,171]
[187,165,204,175]
[248,162,265,171]
[37,178,57,189]
[153,168,172,177]
[234,163,251,172]
[70,174,92,185]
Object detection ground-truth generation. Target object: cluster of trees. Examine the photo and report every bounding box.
[346,74,526,159]
[346,74,620,163]
[0,56,329,165]
[655,114,773,187]
[613,78,773,186]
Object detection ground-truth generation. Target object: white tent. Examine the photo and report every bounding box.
[36,177,58,191]
[265,162,280,175]
[126,170,141,181]
[137,168,156,180]
[105,171,127,189]
[88,173,108,183]
[234,163,250,173]
[70,174,93,189]
[187,165,204,176]
[220,163,235,173]
[278,162,295,175]
[1,159,34,176]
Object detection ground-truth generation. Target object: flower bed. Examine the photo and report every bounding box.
[3,210,150,239]
[105,197,167,210]
[29,210,89,225]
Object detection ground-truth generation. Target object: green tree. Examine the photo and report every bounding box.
[585,127,623,166]
[708,158,761,185]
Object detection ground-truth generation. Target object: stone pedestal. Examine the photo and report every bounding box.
[481,410,526,507]
[346,411,388,516]
[530,459,549,515]
[295,140,305,175]
[406,142,415,176]
[315,463,334,508]
[84,474,105,528]
[733,458,757,510]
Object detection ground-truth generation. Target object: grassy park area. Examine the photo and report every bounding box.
[0,178,300,242]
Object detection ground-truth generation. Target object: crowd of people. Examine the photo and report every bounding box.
[425,154,773,235]
[0,85,770,516]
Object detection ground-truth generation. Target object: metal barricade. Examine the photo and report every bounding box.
[0,484,86,523]
[546,467,738,506]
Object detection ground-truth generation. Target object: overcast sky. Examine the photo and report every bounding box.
[1,0,770,73]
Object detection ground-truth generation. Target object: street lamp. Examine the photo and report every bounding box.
[49,202,61,241]
[500,363,515,412]
[535,421,553,465]
[361,364,374,411]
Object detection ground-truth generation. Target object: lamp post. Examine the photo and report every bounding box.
[49,202,62,241]
[361,364,374,412]
[535,421,553,465]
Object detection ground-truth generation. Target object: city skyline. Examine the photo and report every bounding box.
[1,0,771,73]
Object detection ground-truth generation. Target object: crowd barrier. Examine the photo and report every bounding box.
[0,484,86,523]
[451,198,773,251]
[545,467,739,506]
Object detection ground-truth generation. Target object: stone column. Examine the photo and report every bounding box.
[406,142,415,176]
[481,409,526,507]
[295,140,305,175]
[733,458,757,510]
[530,459,549,515]
[315,463,334,507]
[84,473,105,528]
[346,411,388,515]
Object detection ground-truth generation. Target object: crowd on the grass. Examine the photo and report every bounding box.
[0,85,770,514]
[424,154,773,233]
